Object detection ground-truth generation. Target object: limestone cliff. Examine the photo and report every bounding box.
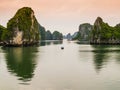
[52,31,63,40]
[39,24,46,40]
[72,23,92,41]
[79,23,93,41]
[90,17,120,44]
[66,33,72,40]
[7,7,40,46]
[90,17,111,44]
[45,30,52,40]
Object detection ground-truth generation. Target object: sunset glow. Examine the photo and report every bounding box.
[0,0,120,34]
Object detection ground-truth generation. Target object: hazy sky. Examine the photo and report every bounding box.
[0,0,120,34]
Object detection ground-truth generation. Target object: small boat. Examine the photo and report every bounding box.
[61,47,64,50]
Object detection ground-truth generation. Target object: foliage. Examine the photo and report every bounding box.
[75,23,93,41]
[91,17,120,43]
[45,30,52,40]
[72,32,81,40]
[0,25,11,41]
[52,31,63,40]
[39,25,46,40]
[7,7,40,43]
[0,25,5,41]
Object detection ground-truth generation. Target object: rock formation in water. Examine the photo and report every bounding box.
[79,23,93,41]
[72,23,92,41]
[0,7,64,46]
[0,25,10,45]
[0,25,6,42]
[66,33,72,40]
[90,17,120,44]
[52,31,63,40]
[45,30,63,40]
[72,32,79,40]
[45,30,53,40]
[39,24,46,40]
[6,7,40,46]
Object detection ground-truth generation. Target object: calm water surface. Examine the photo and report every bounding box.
[0,40,120,90]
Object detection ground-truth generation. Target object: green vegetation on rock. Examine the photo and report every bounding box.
[39,25,46,40]
[72,32,81,40]
[45,30,52,40]
[91,17,120,44]
[73,17,120,44]
[7,7,40,46]
[0,7,64,46]
[79,23,93,41]
[0,25,6,41]
[73,23,93,41]
[52,31,63,40]
[45,30,63,40]
[0,25,10,42]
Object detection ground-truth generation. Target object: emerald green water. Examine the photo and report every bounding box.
[1,40,120,90]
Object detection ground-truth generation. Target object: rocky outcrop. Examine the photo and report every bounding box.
[6,7,40,46]
[45,30,63,40]
[90,17,120,44]
[0,7,64,46]
[66,33,72,40]
[45,30,53,40]
[72,32,79,40]
[39,25,46,40]
[39,24,63,41]
[0,25,5,41]
[0,25,6,45]
[79,23,93,41]
[52,31,63,40]
[72,23,92,41]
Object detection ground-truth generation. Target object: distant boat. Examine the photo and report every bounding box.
[61,47,64,50]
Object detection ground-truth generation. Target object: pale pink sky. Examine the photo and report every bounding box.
[0,0,120,34]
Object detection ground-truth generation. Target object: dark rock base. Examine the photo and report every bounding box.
[90,42,120,45]
[0,42,40,47]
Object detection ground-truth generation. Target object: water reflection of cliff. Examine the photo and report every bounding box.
[40,40,63,46]
[92,45,120,73]
[3,47,38,82]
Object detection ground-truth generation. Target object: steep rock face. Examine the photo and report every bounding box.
[39,25,46,40]
[91,17,103,43]
[7,7,40,46]
[79,23,93,41]
[90,17,120,44]
[91,17,112,44]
